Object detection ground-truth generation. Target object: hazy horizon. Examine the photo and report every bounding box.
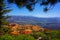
[5,15,60,18]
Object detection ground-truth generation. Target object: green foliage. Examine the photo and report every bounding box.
[15,34,35,40]
[0,34,15,40]
[0,34,35,40]
[32,30,60,40]
[49,30,60,40]
[1,27,8,33]
[33,32,47,39]
[0,0,11,30]
[2,9,12,14]
[0,30,60,40]
[44,30,60,40]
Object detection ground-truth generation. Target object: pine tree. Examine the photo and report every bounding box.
[0,0,11,30]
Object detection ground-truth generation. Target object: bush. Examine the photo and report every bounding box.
[44,30,60,40]
[0,34,15,40]
[1,27,8,33]
[0,34,35,40]
[32,32,47,39]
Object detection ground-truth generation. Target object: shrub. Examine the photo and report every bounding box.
[0,34,35,40]
[0,27,9,35]
[33,32,46,39]
[0,34,15,40]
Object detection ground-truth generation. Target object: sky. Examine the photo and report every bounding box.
[5,1,60,18]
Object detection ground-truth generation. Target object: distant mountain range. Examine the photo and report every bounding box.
[7,16,60,30]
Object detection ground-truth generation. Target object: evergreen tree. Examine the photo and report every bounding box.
[0,0,11,29]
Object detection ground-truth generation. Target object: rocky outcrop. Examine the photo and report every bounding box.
[8,23,48,35]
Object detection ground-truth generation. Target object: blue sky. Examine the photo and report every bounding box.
[5,1,60,18]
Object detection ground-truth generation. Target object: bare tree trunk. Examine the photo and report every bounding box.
[0,5,3,30]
